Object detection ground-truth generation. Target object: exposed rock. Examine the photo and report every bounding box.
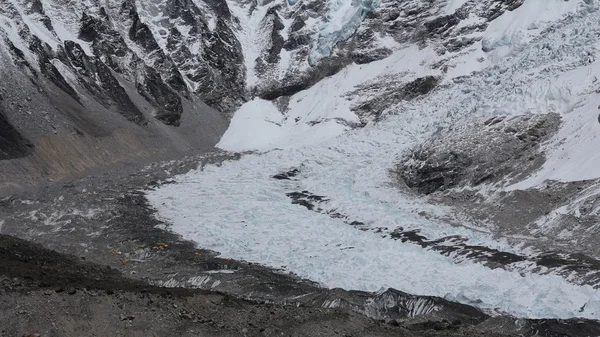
[58,41,147,125]
[26,35,81,103]
[272,168,300,180]
[94,60,147,125]
[286,190,328,210]
[0,0,530,127]
[3,38,38,77]
[0,107,34,160]
[397,113,561,195]
[265,5,285,64]
[350,76,439,120]
[259,53,353,100]
[136,66,183,126]
[424,14,461,37]
[330,0,522,94]
[126,10,160,53]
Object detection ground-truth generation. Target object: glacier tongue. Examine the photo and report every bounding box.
[308,0,380,65]
[147,140,600,320]
[147,0,600,322]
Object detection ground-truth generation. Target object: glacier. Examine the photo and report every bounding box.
[147,0,600,321]
[308,0,381,65]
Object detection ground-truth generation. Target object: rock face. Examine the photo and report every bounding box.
[397,113,561,195]
[0,106,34,160]
[0,0,249,125]
[350,76,439,121]
[0,0,530,126]
[0,0,242,192]
[237,0,525,100]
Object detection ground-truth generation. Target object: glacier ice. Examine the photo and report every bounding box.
[309,0,381,65]
[147,0,600,321]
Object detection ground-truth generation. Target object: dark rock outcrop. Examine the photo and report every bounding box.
[58,40,147,125]
[397,113,561,195]
[137,66,183,126]
[350,76,439,120]
[0,107,34,160]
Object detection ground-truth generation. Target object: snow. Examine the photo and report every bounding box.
[51,20,93,56]
[443,0,586,80]
[218,98,350,152]
[217,99,285,151]
[190,0,219,31]
[207,15,217,31]
[219,45,437,152]
[482,0,582,60]
[508,66,600,189]
[0,15,37,68]
[442,47,487,80]
[147,146,600,319]
[18,17,57,49]
[51,59,81,94]
[0,0,93,58]
[147,0,600,320]
[227,1,272,88]
[443,0,469,14]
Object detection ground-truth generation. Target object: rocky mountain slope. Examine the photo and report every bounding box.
[0,0,239,193]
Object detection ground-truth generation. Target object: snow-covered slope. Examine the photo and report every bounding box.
[230,0,539,99]
[148,0,600,321]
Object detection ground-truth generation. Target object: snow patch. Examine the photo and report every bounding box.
[482,0,583,60]
[50,18,92,56]
[220,45,437,153]
[0,15,39,69]
[444,0,469,14]
[217,98,349,152]
[228,1,272,88]
[507,61,600,189]
[218,99,284,151]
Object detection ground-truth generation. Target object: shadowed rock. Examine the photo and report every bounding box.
[0,108,34,160]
